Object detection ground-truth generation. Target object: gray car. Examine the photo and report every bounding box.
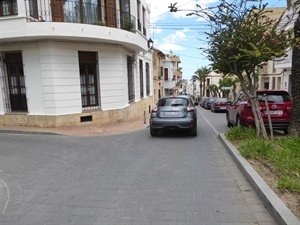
[149,95,198,137]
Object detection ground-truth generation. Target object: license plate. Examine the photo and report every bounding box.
[220,107,226,109]
[265,110,283,115]
[164,112,179,116]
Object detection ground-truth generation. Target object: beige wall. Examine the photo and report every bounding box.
[152,49,165,104]
[0,96,153,127]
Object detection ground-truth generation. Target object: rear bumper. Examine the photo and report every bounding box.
[150,118,196,130]
[244,120,290,131]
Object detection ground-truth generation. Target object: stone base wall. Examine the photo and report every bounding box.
[0,97,154,127]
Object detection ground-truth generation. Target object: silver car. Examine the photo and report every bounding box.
[149,95,198,137]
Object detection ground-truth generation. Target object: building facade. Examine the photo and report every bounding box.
[257,7,287,92]
[0,0,153,127]
[152,48,165,104]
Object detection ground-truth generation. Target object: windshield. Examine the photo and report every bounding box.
[257,93,292,103]
[158,98,189,107]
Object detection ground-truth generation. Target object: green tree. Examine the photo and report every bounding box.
[218,77,239,100]
[190,0,295,138]
[209,84,219,97]
[192,66,211,98]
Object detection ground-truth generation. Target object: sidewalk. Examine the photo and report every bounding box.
[0,116,149,136]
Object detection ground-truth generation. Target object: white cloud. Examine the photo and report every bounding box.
[155,29,190,52]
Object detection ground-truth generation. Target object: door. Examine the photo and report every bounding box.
[79,52,99,107]
[51,0,64,22]
[105,0,116,27]
[5,52,28,112]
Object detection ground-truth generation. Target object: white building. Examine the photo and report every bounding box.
[0,0,153,127]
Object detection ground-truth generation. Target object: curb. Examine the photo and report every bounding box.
[0,129,61,136]
[218,133,300,225]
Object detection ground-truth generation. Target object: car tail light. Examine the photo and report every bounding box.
[286,103,292,112]
[152,107,158,112]
[187,107,195,112]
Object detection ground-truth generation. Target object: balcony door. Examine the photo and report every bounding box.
[105,0,116,27]
[51,0,64,22]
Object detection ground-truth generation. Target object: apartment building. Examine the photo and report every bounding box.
[152,48,165,104]
[163,54,181,96]
[0,0,153,127]
[257,7,287,92]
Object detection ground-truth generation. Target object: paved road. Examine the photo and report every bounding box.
[0,109,277,225]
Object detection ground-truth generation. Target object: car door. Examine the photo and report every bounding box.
[227,92,244,124]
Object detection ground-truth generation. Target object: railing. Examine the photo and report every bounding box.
[24,0,136,33]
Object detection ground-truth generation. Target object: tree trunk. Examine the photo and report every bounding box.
[239,75,268,139]
[289,11,300,136]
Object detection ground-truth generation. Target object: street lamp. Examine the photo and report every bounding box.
[148,38,154,50]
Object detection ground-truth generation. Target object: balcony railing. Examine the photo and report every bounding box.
[24,0,136,33]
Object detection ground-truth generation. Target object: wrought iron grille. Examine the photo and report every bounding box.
[0,51,28,113]
[24,0,137,33]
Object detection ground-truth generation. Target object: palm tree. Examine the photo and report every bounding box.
[191,66,211,98]
[289,9,300,135]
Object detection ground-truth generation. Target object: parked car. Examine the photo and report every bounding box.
[149,95,198,137]
[200,97,209,108]
[226,90,293,133]
[211,98,228,113]
[204,97,216,110]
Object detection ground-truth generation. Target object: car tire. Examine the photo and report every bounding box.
[226,114,232,127]
[190,126,197,136]
[150,127,158,137]
[283,129,288,134]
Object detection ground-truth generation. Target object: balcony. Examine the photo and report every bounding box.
[0,0,148,52]
[164,80,176,89]
[23,0,136,32]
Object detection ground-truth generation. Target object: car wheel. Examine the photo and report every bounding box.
[150,127,158,137]
[190,126,197,136]
[236,115,241,127]
[283,129,288,134]
[226,114,232,127]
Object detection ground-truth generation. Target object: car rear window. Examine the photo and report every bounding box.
[158,98,189,107]
[257,93,293,103]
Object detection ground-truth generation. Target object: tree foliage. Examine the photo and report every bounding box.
[189,0,296,138]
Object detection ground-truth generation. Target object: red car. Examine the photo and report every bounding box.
[226,90,293,133]
[211,98,228,112]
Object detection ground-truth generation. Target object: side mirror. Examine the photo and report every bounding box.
[226,101,232,105]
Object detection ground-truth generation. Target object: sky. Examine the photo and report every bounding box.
[145,0,287,80]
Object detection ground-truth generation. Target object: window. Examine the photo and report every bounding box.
[142,6,146,35]
[2,52,28,112]
[0,0,18,16]
[164,68,168,80]
[146,62,150,95]
[139,59,144,98]
[136,0,141,31]
[127,56,135,103]
[29,0,38,19]
[78,51,99,109]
